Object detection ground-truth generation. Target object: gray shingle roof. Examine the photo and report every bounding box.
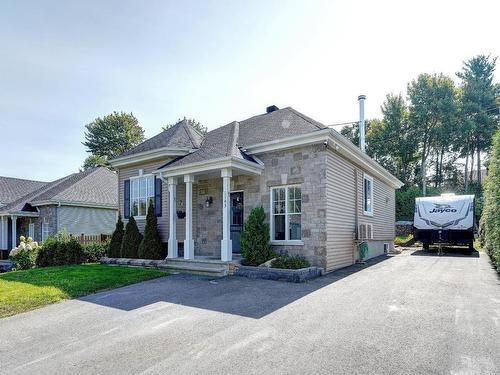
[160,121,254,169]
[237,107,326,146]
[157,107,324,170]
[118,119,203,158]
[0,177,47,206]
[0,167,117,213]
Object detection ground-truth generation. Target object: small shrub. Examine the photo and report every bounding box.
[120,216,142,258]
[9,236,39,270]
[83,241,110,263]
[240,206,275,266]
[138,203,163,260]
[108,215,124,258]
[271,255,310,269]
[36,232,85,267]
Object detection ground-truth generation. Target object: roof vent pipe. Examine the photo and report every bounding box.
[358,95,366,153]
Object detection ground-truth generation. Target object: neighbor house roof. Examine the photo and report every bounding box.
[118,119,204,158]
[0,177,47,206]
[0,167,118,214]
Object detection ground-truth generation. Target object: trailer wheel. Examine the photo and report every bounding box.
[423,243,429,251]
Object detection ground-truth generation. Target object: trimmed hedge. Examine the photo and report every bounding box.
[83,241,109,263]
[138,203,163,260]
[36,233,84,267]
[108,215,124,258]
[241,206,275,266]
[480,129,500,272]
[120,216,142,258]
[271,255,310,269]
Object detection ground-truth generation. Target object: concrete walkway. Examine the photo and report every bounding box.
[1,250,499,374]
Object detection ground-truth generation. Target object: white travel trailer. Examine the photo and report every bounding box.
[413,194,475,251]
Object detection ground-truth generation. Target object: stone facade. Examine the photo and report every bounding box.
[190,144,328,268]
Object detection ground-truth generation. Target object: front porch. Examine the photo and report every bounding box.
[0,213,39,259]
[156,159,263,263]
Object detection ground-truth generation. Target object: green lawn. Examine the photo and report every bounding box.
[0,264,167,319]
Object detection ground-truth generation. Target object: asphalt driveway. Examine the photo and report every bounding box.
[1,250,499,375]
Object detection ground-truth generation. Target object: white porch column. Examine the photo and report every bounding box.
[11,215,17,249]
[167,177,178,258]
[0,216,6,249]
[221,168,232,261]
[183,174,195,260]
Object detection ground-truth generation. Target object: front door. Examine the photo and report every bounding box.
[230,192,244,253]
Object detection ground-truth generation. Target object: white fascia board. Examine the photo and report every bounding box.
[154,157,264,178]
[244,129,331,154]
[31,200,118,210]
[0,211,40,217]
[328,131,404,189]
[109,147,193,168]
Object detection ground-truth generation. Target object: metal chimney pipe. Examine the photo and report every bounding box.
[358,95,366,153]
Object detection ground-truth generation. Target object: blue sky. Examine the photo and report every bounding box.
[1,0,499,181]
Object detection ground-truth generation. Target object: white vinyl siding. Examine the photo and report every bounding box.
[326,149,396,271]
[57,206,116,235]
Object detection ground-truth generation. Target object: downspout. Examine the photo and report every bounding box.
[353,167,359,264]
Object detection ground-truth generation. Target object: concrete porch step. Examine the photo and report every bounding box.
[158,263,228,277]
[165,258,231,268]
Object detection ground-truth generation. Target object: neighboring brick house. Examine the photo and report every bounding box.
[0,167,118,258]
[109,106,403,272]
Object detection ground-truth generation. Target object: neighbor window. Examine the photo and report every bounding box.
[130,175,154,217]
[271,185,302,241]
[363,174,373,215]
[41,221,49,242]
[28,223,34,239]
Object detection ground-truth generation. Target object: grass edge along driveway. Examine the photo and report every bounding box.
[0,264,168,319]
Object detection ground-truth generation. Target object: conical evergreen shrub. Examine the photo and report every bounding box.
[138,203,164,259]
[120,216,142,258]
[108,215,124,258]
[240,206,275,265]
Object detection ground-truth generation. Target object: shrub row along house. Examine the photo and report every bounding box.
[109,106,403,272]
[0,167,118,259]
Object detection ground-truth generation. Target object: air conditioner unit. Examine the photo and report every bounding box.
[359,223,373,240]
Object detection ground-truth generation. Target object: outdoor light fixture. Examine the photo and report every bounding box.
[205,196,213,208]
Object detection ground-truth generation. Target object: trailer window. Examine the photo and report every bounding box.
[363,174,373,216]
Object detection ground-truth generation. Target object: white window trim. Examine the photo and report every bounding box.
[269,184,303,244]
[363,173,374,217]
[129,173,154,219]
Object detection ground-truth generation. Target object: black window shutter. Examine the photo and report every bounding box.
[124,180,130,219]
[155,177,162,217]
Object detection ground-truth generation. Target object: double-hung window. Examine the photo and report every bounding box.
[130,175,154,218]
[271,185,302,242]
[363,174,373,216]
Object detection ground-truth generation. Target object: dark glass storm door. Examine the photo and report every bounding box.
[230,192,244,253]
